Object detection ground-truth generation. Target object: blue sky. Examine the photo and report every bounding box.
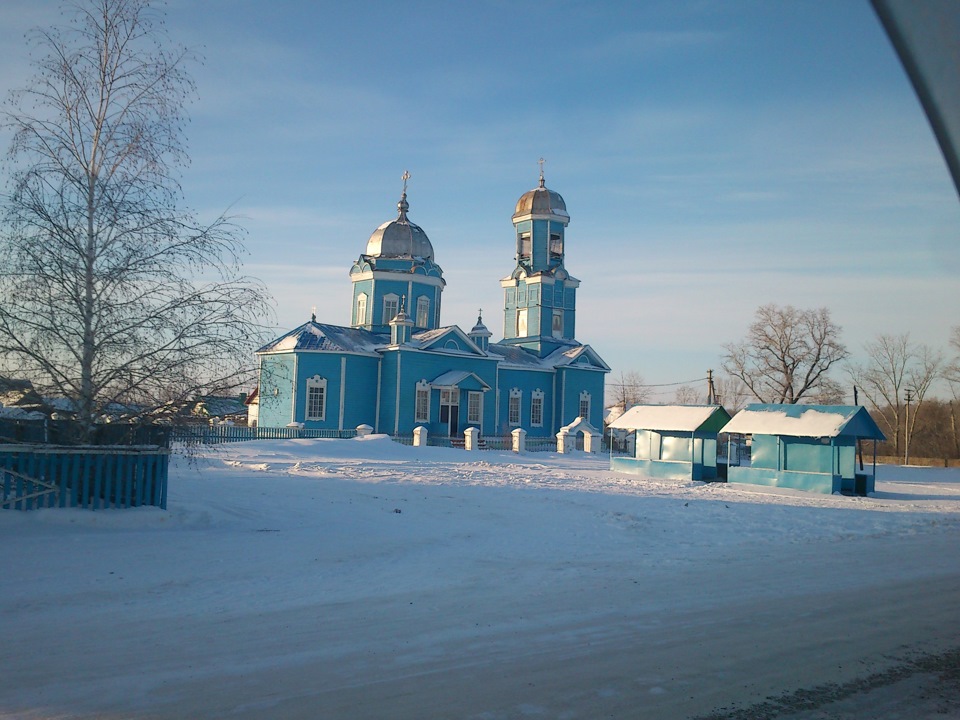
[2,0,958,399]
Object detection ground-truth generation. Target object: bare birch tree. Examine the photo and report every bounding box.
[0,0,271,437]
[607,370,649,410]
[722,304,847,404]
[847,334,942,456]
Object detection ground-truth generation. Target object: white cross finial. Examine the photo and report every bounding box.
[401,170,411,194]
[538,158,545,186]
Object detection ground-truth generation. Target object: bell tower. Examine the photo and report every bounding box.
[500,163,580,355]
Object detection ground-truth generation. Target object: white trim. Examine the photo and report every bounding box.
[306,374,327,421]
[416,295,430,327]
[467,391,483,425]
[415,380,431,423]
[578,390,591,422]
[351,269,445,287]
[383,293,400,324]
[291,354,299,424]
[508,387,522,427]
[338,356,346,430]
[375,359,382,433]
[531,389,544,428]
[394,352,402,436]
[356,292,368,326]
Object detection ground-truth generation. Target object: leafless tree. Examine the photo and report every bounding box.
[0,0,271,437]
[847,334,941,457]
[722,304,848,404]
[673,385,701,405]
[712,374,750,412]
[607,370,649,411]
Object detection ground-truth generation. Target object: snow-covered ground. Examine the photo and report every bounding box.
[2,436,959,719]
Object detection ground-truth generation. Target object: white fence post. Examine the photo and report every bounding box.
[512,428,526,453]
[356,424,373,438]
[464,427,479,451]
[413,426,428,447]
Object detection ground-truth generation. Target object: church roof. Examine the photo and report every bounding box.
[364,188,435,261]
[513,173,569,221]
[257,321,384,355]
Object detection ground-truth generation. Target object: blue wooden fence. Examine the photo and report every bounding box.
[0,446,169,511]
[171,425,358,445]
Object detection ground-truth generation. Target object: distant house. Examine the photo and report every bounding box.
[244,388,259,427]
[187,395,248,425]
[0,377,46,413]
[608,404,732,481]
[723,404,885,495]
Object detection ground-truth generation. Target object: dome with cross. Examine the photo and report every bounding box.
[365,172,435,261]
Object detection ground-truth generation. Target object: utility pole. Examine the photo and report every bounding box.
[905,388,914,465]
[706,369,717,405]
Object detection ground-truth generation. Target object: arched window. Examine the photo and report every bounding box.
[356,293,367,326]
[416,296,430,327]
[531,389,544,427]
[415,380,430,423]
[578,390,591,421]
[508,388,522,426]
[383,293,399,323]
[306,375,327,421]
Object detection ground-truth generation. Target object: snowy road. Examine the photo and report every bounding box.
[2,437,959,719]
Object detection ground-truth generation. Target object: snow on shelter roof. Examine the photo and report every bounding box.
[608,405,731,433]
[722,404,885,440]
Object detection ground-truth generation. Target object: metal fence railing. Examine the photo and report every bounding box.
[171,425,358,445]
[525,436,557,452]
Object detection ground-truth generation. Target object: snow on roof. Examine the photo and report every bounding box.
[608,405,730,433]
[0,406,46,420]
[429,370,491,391]
[722,404,885,440]
[257,321,385,355]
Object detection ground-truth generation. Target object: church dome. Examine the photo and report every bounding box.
[513,173,569,221]
[365,191,435,261]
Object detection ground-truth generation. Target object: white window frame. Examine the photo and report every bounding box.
[356,293,367,326]
[518,231,531,259]
[516,308,528,337]
[416,296,430,328]
[383,293,399,324]
[467,391,482,424]
[578,390,591,421]
[530,389,544,427]
[508,388,522,426]
[306,375,327,421]
[552,309,563,338]
[415,380,430,423]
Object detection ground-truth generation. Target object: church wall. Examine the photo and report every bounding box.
[257,354,296,427]
[294,352,380,429]
[496,367,556,437]
[381,349,498,437]
[556,366,605,430]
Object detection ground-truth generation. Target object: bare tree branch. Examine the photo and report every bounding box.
[0,0,273,438]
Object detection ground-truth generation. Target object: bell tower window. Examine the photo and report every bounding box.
[549,232,563,259]
[518,232,531,261]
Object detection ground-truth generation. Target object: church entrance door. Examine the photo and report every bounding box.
[439,389,460,437]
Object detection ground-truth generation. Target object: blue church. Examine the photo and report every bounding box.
[255,172,610,439]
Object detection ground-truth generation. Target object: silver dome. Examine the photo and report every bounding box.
[364,192,435,261]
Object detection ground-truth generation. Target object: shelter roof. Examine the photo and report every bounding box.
[722,404,885,440]
[608,404,731,434]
